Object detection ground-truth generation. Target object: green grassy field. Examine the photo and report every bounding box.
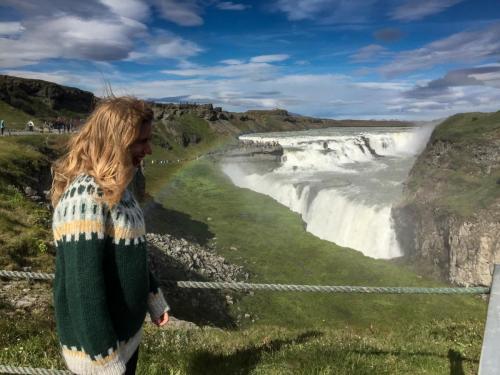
[0,135,67,271]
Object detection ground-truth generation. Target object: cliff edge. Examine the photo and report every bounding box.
[393,111,500,286]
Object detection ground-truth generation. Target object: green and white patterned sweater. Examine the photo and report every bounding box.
[52,174,168,374]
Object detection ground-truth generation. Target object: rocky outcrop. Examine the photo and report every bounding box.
[152,103,232,124]
[0,75,95,117]
[146,233,248,327]
[394,204,500,286]
[393,112,500,286]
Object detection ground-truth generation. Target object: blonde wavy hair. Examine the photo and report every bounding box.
[50,96,153,208]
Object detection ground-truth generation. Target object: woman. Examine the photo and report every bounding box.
[51,96,169,374]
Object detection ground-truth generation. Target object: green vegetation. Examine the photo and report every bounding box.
[0,100,38,130]
[432,111,500,142]
[145,115,233,193]
[0,135,66,271]
[138,319,483,374]
[0,303,483,374]
[406,111,500,216]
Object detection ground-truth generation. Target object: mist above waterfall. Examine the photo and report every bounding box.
[222,125,435,259]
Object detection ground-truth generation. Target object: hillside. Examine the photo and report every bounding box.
[0,75,94,127]
[393,111,500,286]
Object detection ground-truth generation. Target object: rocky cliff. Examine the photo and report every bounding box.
[0,75,95,117]
[393,111,500,286]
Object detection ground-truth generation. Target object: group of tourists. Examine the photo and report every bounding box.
[33,118,80,133]
[149,156,201,165]
[0,118,82,135]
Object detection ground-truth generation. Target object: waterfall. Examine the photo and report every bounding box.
[223,125,435,259]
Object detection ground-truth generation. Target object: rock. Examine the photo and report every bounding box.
[24,186,35,196]
[164,316,199,330]
[217,112,228,120]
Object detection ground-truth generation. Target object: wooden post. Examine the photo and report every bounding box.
[479,264,500,374]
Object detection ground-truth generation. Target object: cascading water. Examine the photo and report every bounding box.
[222,125,435,259]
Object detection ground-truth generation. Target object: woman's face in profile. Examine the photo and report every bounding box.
[130,122,153,167]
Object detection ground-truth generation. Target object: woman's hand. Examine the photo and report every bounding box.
[153,312,169,326]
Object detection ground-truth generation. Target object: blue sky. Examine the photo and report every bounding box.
[1,0,500,120]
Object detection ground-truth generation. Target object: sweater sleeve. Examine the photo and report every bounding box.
[147,271,170,320]
[57,190,126,372]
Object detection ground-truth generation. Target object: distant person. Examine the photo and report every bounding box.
[50,96,169,374]
[0,119,5,136]
[27,120,34,132]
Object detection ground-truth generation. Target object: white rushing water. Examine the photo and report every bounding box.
[222,125,436,259]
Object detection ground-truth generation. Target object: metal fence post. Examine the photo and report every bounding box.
[479,264,500,374]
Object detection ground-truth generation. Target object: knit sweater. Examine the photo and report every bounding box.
[52,174,168,375]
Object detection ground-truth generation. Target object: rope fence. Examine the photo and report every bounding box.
[0,366,70,375]
[0,270,490,295]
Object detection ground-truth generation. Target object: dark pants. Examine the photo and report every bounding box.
[125,349,139,375]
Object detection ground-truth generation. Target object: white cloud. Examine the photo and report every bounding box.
[350,44,389,62]
[0,22,25,36]
[153,38,203,59]
[121,64,500,120]
[250,54,289,63]
[0,1,204,67]
[390,0,464,21]
[162,61,279,80]
[271,0,377,24]
[127,33,204,61]
[100,0,150,21]
[355,82,410,90]
[404,65,500,100]
[152,0,203,26]
[3,0,110,18]
[121,67,413,118]
[380,23,500,76]
[19,59,495,120]
[221,59,244,65]
[0,15,149,68]
[217,2,249,11]
[387,85,500,116]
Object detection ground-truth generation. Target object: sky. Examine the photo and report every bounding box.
[1,0,500,120]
